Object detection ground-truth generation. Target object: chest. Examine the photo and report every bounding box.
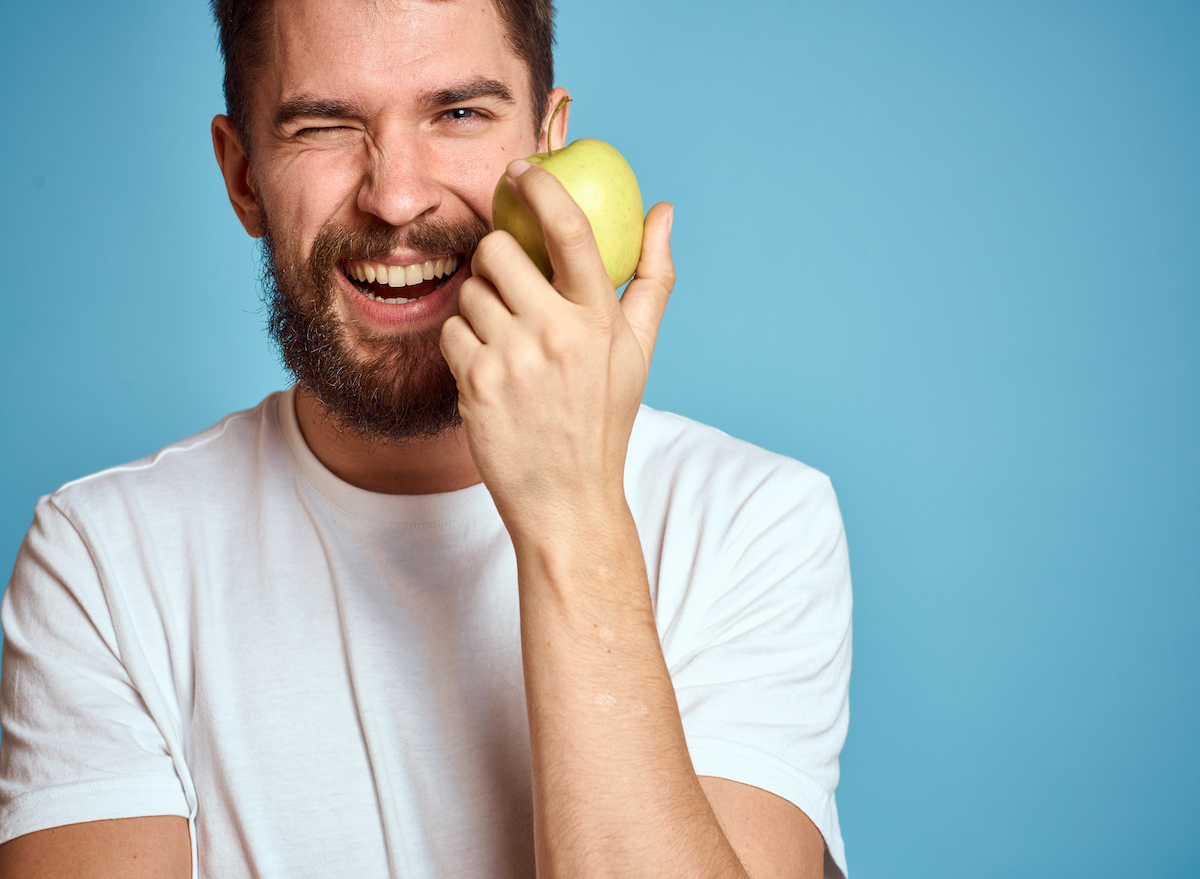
[168,515,534,877]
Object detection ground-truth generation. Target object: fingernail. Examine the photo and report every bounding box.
[667,205,674,234]
[507,159,533,179]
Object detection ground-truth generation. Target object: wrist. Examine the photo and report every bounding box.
[509,491,633,549]
[505,492,645,597]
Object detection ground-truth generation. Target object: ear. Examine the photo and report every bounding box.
[212,115,263,238]
[537,86,572,154]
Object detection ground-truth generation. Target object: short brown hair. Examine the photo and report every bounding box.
[211,0,556,151]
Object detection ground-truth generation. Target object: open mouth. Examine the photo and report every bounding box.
[341,255,463,304]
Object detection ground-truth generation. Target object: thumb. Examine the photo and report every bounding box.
[620,202,675,367]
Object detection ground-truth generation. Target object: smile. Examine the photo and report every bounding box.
[342,255,462,304]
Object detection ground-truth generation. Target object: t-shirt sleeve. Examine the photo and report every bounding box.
[660,464,852,878]
[0,496,190,845]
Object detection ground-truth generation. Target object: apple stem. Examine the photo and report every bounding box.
[548,96,572,155]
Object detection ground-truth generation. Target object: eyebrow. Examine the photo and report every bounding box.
[417,78,516,110]
[274,97,367,129]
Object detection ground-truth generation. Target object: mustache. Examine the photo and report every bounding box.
[309,214,491,281]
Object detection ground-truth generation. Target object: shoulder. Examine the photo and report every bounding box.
[629,406,831,488]
[627,405,851,653]
[46,392,287,526]
[627,405,842,545]
[7,391,292,653]
[23,392,293,586]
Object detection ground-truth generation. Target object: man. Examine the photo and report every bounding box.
[0,0,852,876]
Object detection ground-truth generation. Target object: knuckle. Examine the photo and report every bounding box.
[458,277,500,319]
[539,321,575,359]
[474,359,509,404]
[508,339,542,377]
[554,211,593,250]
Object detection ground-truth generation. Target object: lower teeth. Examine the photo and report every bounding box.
[366,290,420,304]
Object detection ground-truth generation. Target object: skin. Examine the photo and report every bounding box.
[0,0,826,875]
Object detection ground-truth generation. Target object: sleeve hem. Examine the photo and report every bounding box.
[0,774,190,846]
[688,736,848,878]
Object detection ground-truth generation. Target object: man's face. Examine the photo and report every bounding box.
[244,0,548,441]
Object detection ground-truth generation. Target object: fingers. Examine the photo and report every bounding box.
[619,202,675,366]
[503,160,611,306]
[438,313,481,381]
[457,272,513,344]
[470,229,550,316]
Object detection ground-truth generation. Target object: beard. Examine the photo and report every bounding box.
[261,208,490,443]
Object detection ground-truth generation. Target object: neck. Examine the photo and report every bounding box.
[294,388,482,495]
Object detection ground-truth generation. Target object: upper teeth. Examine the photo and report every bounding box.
[345,256,458,288]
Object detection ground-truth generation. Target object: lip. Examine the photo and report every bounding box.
[335,257,468,329]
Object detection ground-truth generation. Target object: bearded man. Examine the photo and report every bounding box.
[0,1,852,877]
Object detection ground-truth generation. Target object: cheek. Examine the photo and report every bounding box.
[260,150,365,241]
[438,137,536,223]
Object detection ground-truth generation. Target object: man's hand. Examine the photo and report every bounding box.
[439,158,674,538]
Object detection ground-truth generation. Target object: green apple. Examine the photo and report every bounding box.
[493,136,644,288]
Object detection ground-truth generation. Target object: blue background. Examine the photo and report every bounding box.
[1,1,1197,875]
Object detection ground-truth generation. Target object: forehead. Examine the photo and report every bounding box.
[259,0,528,116]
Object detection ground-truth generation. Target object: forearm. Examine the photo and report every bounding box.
[511,497,748,879]
[441,164,696,874]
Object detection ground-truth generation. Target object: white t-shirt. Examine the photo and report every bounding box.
[0,389,852,878]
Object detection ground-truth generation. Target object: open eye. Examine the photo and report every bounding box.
[444,108,482,122]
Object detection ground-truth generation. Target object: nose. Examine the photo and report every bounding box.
[356,134,442,228]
